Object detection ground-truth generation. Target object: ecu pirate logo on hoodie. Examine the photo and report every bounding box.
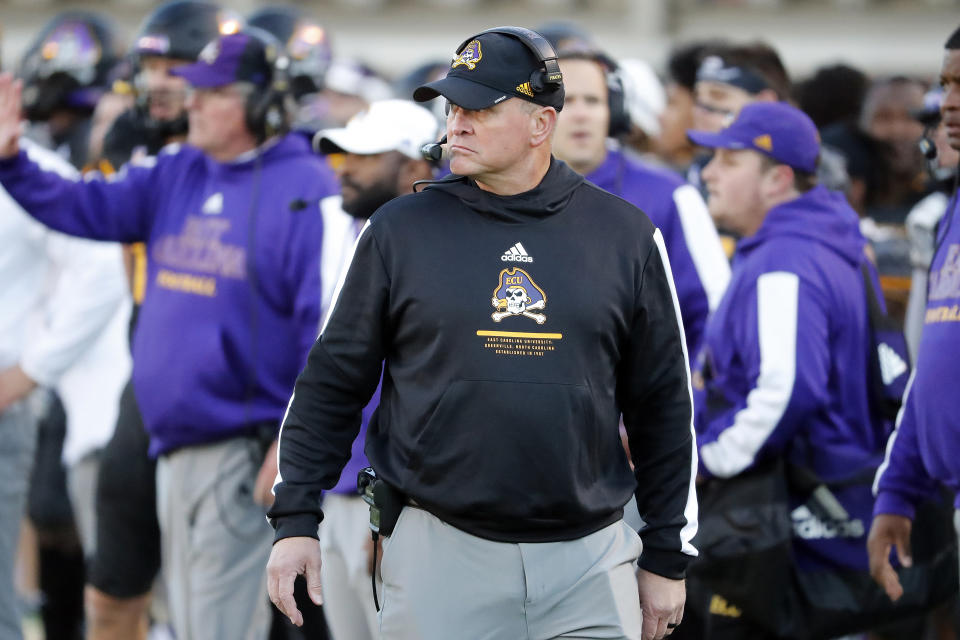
[491,267,546,324]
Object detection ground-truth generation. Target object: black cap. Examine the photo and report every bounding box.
[133,1,242,62]
[414,29,564,112]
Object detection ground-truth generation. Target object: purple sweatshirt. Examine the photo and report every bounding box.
[587,148,729,357]
[696,186,889,570]
[874,196,960,517]
[0,135,339,455]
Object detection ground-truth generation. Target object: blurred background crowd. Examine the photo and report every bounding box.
[1,1,959,639]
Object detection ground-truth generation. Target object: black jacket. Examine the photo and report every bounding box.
[269,159,698,579]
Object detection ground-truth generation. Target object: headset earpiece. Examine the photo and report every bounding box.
[919,135,938,161]
[529,70,545,94]
[557,49,630,138]
[245,53,291,142]
[606,66,630,138]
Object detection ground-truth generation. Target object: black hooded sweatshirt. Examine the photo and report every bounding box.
[269,159,698,579]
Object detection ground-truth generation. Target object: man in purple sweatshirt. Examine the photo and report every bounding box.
[869,25,960,602]
[551,45,729,358]
[689,102,890,638]
[0,30,337,640]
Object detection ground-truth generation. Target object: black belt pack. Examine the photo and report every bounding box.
[357,467,404,536]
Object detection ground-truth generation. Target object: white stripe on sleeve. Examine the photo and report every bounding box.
[319,195,356,327]
[673,184,730,311]
[319,219,371,337]
[653,228,699,557]
[273,217,372,504]
[872,369,917,495]
[700,271,799,478]
[271,391,296,495]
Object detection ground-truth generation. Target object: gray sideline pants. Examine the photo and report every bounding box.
[0,399,38,640]
[156,437,273,640]
[66,451,100,557]
[319,493,379,640]
[378,507,644,640]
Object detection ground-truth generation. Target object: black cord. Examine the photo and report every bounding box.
[213,153,266,541]
[412,174,466,193]
[614,147,626,197]
[371,531,381,611]
[245,154,264,429]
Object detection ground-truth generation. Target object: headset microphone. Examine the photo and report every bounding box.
[919,135,938,161]
[420,135,447,163]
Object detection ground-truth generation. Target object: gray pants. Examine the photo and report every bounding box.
[66,451,100,558]
[378,507,643,640]
[319,494,379,640]
[0,400,38,640]
[156,438,273,640]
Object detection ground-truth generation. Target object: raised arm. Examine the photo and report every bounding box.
[0,73,155,243]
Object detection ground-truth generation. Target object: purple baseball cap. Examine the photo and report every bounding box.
[171,30,275,88]
[687,101,820,173]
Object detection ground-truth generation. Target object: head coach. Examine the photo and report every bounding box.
[266,26,698,640]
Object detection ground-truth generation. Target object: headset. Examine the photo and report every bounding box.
[420,27,564,163]
[457,26,564,96]
[919,130,938,162]
[599,55,630,138]
[244,34,292,143]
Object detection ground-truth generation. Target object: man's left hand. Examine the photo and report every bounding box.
[0,365,37,413]
[254,439,279,507]
[636,568,685,640]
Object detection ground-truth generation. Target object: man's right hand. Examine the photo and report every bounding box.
[867,513,913,602]
[0,365,37,413]
[0,73,22,159]
[266,536,324,627]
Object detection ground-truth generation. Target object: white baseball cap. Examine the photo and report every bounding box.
[617,59,666,138]
[314,99,440,160]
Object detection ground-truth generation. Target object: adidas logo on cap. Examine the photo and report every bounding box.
[501,242,533,263]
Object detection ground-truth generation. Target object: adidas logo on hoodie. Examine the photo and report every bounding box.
[878,343,908,385]
[502,242,533,263]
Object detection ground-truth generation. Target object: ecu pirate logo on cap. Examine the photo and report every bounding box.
[452,40,482,70]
